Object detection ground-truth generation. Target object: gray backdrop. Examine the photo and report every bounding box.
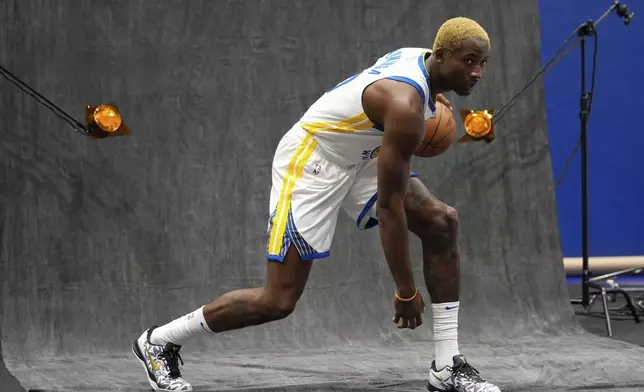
[2,1,644,391]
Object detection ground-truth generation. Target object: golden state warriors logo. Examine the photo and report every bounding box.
[361,146,381,161]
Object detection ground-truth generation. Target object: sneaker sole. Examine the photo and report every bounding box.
[132,337,194,392]
[427,381,455,392]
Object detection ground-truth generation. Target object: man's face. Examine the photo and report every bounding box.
[436,37,490,96]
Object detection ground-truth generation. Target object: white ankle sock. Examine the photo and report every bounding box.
[432,301,460,369]
[149,305,213,346]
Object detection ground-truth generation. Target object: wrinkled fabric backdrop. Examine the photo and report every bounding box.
[2,1,644,391]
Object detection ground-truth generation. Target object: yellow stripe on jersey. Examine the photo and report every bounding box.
[302,112,375,134]
[268,134,318,256]
[337,112,369,128]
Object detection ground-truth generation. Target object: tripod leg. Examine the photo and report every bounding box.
[587,294,597,314]
[600,288,612,337]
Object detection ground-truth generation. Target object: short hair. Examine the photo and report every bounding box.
[432,17,490,52]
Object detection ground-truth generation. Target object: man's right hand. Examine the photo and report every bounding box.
[392,288,426,329]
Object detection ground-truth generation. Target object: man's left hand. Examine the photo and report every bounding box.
[436,94,453,111]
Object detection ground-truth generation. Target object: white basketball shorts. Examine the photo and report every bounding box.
[266,126,418,262]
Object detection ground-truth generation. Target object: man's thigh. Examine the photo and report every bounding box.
[267,128,355,261]
[341,158,419,230]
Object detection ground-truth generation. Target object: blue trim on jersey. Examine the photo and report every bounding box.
[373,123,384,132]
[356,172,420,230]
[417,54,436,113]
[329,72,360,92]
[302,251,330,261]
[356,193,378,229]
[267,251,330,262]
[266,207,329,261]
[267,254,286,262]
[384,76,426,108]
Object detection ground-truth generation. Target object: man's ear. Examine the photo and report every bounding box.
[433,47,447,63]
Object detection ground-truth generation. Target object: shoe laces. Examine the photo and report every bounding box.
[159,345,184,379]
[451,361,485,383]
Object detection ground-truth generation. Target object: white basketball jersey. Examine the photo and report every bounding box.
[295,47,437,166]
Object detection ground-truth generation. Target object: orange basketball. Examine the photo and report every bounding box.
[414,101,456,158]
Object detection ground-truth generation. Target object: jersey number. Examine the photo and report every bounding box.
[328,49,403,92]
[367,49,402,75]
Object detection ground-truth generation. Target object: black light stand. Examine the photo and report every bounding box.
[491,0,635,317]
[578,21,594,309]
[571,2,634,309]
[574,18,642,334]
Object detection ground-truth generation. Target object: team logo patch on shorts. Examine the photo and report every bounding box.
[361,146,380,160]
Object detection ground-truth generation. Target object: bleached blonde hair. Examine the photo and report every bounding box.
[432,17,490,52]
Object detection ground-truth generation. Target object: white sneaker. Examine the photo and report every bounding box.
[132,326,193,391]
[427,354,501,392]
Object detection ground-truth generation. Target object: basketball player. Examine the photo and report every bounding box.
[133,17,500,392]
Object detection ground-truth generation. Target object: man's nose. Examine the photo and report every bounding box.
[470,66,482,79]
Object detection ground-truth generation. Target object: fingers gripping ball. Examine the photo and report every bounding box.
[415,101,456,158]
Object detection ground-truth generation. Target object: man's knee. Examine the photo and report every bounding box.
[262,289,299,321]
[442,206,459,230]
[414,204,459,239]
[261,247,311,321]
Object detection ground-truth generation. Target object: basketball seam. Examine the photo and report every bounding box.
[437,112,454,145]
[426,106,443,146]
[434,128,453,145]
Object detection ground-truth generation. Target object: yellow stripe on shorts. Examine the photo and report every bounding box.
[268,134,318,256]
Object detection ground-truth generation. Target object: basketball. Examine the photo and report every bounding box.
[414,101,456,158]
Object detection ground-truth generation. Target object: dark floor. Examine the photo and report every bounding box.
[567,277,644,347]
